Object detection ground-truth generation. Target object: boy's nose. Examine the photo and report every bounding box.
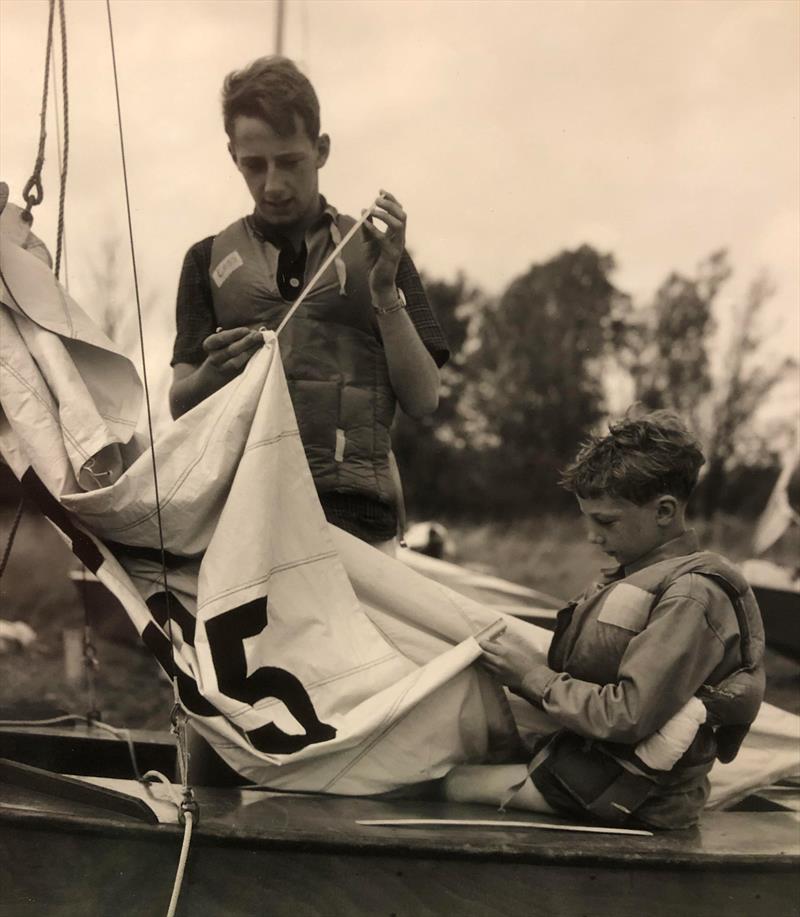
[588,530,604,545]
[263,168,286,198]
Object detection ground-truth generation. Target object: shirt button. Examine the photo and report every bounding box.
[289,277,301,288]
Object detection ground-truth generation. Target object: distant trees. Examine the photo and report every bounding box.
[456,245,631,514]
[623,251,795,516]
[626,250,730,431]
[396,245,631,517]
[700,273,795,517]
[396,246,794,522]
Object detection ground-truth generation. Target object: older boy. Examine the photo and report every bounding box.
[448,410,765,829]
[169,56,447,549]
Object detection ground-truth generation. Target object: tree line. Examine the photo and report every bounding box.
[395,246,796,522]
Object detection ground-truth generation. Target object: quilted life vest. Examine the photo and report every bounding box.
[550,550,765,762]
[539,550,765,827]
[209,214,396,506]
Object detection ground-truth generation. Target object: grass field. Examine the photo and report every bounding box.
[1,504,797,733]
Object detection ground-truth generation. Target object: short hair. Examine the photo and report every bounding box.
[222,56,320,141]
[560,408,705,505]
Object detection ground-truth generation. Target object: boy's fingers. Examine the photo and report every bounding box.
[362,220,383,238]
[479,647,504,665]
[204,327,256,351]
[221,348,257,373]
[212,335,262,361]
[369,206,404,232]
[478,634,504,650]
[377,189,403,209]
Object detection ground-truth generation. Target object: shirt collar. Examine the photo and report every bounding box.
[623,529,700,577]
[248,195,337,248]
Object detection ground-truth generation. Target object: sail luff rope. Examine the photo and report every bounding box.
[275,206,375,335]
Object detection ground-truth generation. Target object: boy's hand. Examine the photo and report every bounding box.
[363,189,406,301]
[203,327,263,375]
[478,632,532,692]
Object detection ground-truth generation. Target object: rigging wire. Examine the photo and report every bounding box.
[103,0,177,701]
[104,5,197,912]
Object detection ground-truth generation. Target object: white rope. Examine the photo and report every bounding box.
[49,37,69,290]
[275,204,376,335]
[142,769,183,808]
[0,714,143,781]
[140,767,194,916]
[166,811,194,917]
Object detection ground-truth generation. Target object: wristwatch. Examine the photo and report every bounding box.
[373,287,407,315]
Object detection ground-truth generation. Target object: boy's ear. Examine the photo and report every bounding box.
[655,495,679,526]
[315,133,330,169]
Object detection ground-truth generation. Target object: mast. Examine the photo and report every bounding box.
[275,0,285,54]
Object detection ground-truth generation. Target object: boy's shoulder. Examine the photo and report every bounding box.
[632,547,746,591]
[619,549,749,620]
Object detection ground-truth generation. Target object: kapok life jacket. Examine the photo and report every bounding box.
[660,552,766,763]
[537,551,765,827]
[209,215,396,506]
[549,550,766,765]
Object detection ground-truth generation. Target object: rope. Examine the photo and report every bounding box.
[50,39,69,288]
[0,497,25,580]
[0,714,143,782]
[141,770,194,917]
[167,812,194,917]
[53,0,69,279]
[22,0,56,215]
[275,205,375,334]
[142,769,183,807]
[0,711,194,914]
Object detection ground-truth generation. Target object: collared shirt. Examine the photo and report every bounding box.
[248,199,329,301]
[519,530,745,744]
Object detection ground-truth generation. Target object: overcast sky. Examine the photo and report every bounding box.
[1,0,798,425]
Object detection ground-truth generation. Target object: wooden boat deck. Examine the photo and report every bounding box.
[2,765,799,917]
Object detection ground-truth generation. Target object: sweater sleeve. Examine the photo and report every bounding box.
[518,574,730,744]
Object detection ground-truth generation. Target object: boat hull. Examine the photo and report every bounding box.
[2,781,798,917]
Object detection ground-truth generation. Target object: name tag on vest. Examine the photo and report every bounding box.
[212,250,244,288]
[597,583,652,633]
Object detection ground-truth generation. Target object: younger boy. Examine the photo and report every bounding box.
[447,409,765,829]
